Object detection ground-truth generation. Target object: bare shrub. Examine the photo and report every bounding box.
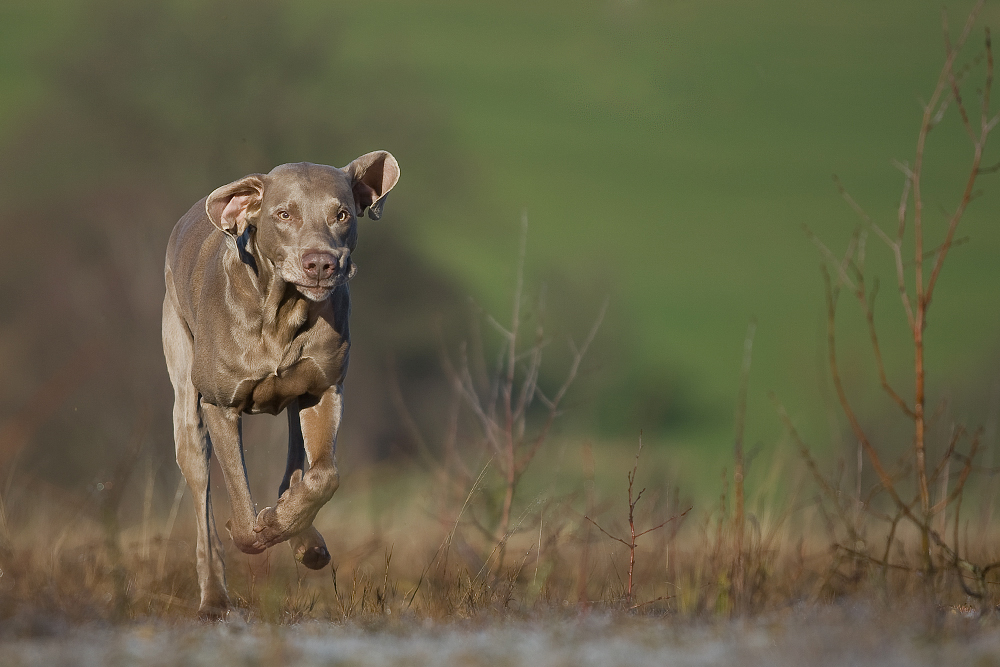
[584,437,689,607]
[394,213,606,572]
[782,0,1000,608]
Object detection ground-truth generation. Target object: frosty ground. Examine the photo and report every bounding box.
[3,602,998,667]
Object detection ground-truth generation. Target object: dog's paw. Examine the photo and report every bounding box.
[197,598,233,621]
[254,506,277,528]
[252,505,298,550]
[226,518,266,555]
[297,544,332,570]
[291,526,331,570]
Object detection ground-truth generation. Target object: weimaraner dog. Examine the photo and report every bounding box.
[162,152,399,617]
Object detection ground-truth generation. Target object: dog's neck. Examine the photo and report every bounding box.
[233,226,259,275]
[259,264,309,341]
[228,229,309,339]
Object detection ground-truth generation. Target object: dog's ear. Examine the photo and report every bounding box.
[342,151,400,220]
[206,174,266,235]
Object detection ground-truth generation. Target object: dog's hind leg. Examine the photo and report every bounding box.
[163,288,230,617]
[280,397,332,570]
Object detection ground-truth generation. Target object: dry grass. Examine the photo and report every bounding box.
[0,440,998,632]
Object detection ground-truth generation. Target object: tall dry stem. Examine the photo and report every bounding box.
[732,320,756,598]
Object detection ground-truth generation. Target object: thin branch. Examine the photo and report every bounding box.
[733,320,756,550]
[926,425,965,490]
[441,342,502,456]
[512,291,546,426]
[386,356,435,468]
[583,515,631,548]
[822,268,908,513]
[771,392,864,547]
[944,8,977,142]
[857,278,915,417]
[881,510,903,568]
[836,544,918,573]
[635,513,687,540]
[930,429,981,516]
[406,458,494,607]
[483,313,513,341]
[925,26,992,308]
[516,299,607,472]
[804,223,858,292]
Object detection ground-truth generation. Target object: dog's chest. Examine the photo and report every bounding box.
[239,324,348,415]
[245,360,326,415]
[192,290,350,413]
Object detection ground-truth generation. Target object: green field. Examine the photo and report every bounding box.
[332,0,1000,455]
[2,0,999,471]
[323,0,1000,452]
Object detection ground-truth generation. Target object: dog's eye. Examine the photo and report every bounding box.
[336,210,350,224]
[277,210,291,220]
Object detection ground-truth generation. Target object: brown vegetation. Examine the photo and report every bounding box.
[797,0,1000,612]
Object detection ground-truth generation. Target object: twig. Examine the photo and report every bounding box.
[585,436,690,604]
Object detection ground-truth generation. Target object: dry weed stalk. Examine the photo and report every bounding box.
[732,321,756,604]
[585,436,689,606]
[329,547,397,620]
[794,1,1000,603]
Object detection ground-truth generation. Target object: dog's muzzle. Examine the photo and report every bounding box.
[290,252,355,301]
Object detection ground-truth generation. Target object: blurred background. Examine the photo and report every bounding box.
[1,0,999,509]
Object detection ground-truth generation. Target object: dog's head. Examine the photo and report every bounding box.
[205,152,399,301]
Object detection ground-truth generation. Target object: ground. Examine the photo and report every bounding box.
[3,603,999,666]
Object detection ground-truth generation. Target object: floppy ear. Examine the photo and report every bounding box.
[205,174,265,235]
[342,151,400,220]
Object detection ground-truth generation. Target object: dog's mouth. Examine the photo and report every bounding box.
[287,262,357,302]
[295,283,335,301]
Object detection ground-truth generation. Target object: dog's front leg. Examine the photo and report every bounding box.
[200,400,266,554]
[254,385,342,550]
[281,398,332,570]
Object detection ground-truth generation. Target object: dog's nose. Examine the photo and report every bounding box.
[302,252,337,281]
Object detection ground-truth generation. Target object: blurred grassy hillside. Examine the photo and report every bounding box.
[1,0,999,493]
